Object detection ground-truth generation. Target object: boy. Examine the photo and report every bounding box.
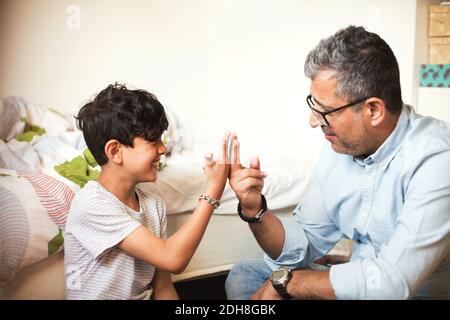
[64,83,231,299]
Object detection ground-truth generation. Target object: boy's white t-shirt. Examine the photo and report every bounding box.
[64,180,167,300]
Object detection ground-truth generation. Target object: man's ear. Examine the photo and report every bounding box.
[104,139,122,164]
[364,97,386,127]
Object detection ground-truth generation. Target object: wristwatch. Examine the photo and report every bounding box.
[237,194,268,223]
[270,267,293,299]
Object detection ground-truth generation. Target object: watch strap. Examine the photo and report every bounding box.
[237,194,268,223]
[272,283,292,300]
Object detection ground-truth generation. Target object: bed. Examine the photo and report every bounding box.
[0,96,318,299]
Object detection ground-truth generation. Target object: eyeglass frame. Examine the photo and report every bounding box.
[306,94,371,126]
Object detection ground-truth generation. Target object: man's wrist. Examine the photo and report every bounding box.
[238,195,268,223]
[284,269,336,300]
[240,206,260,217]
[285,270,297,299]
[240,196,263,217]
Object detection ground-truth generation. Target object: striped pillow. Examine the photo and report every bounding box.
[0,169,73,286]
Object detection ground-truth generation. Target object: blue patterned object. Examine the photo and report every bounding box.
[420,64,450,87]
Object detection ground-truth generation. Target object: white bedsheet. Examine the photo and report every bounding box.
[139,151,315,215]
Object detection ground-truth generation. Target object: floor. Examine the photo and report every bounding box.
[174,272,229,300]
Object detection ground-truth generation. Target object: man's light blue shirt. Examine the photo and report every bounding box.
[265,105,450,299]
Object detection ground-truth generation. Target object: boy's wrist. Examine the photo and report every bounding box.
[198,194,221,209]
[205,187,222,200]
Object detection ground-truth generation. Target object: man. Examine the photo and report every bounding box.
[225,26,450,300]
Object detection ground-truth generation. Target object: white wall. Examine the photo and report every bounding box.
[0,0,434,164]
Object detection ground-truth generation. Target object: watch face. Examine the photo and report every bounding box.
[271,268,289,283]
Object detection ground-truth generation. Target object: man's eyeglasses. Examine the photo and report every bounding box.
[306,94,370,127]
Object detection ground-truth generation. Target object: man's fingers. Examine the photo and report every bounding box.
[250,156,260,170]
[250,281,270,300]
[233,168,267,180]
[238,177,264,191]
[231,137,240,167]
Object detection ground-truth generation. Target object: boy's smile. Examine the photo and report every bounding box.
[122,136,167,183]
[151,158,160,169]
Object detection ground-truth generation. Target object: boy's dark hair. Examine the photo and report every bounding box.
[76,83,168,166]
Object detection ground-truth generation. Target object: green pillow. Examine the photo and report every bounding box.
[16,118,46,142]
[54,149,100,188]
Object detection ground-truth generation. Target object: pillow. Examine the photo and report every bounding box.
[164,107,185,155]
[0,169,73,286]
[0,96,75,143]
[54,148,100,188]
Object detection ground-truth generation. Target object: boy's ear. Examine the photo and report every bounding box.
[104,139,123,164]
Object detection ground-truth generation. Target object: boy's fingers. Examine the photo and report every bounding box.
[220,131,230,164]
[204,152,213,165]
[227,132,235,164]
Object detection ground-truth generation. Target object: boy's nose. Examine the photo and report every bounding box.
[159,142,167,155]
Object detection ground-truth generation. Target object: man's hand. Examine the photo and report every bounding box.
[252,270,337,300]
[228,135,267,216]
[250,280,283,300]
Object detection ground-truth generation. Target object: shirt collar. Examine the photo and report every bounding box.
[353,104,412,169]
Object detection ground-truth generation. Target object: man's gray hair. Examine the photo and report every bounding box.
[304,26,402,114]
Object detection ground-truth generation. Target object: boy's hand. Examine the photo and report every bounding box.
[203,132,232,200]
[228,135,267,216]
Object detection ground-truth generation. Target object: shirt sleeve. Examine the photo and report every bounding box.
[264,164,342,270]
[330,149,450,299]
[70,196,141,260]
